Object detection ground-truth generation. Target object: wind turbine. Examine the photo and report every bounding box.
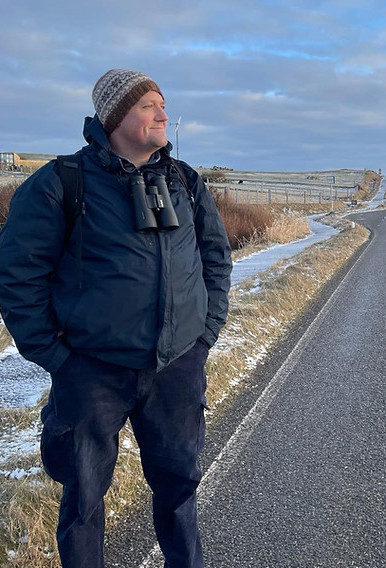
[170,116,182,160]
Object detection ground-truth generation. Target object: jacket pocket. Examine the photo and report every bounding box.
[40,405,77,485]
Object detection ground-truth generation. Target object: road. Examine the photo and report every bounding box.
[105,209,386,567]
[202,208,386,568]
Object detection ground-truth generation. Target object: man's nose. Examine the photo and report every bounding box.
[157,108,168,121]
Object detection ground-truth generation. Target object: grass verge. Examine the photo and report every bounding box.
[0,216,369,567]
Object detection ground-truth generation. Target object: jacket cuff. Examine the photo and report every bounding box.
[21,340,72,375]
[201,324,218,348]
[197,336,211,349]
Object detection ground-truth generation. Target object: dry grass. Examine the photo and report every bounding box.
[265,212,310,244]
[2,476,62,567]
[354,169,381,200]
[269,201,347,215]
[0,182,20,225]
[19,162,48,174]
[0,209,370,567]
[0,326,13,352]
[230,209,312,262]
[215,196,274,249]
[213,192,346,251]
[0,407,38,432]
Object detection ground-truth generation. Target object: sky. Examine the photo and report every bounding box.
[1,0,386,172]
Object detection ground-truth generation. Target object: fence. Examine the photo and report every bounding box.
[210,181,358,205]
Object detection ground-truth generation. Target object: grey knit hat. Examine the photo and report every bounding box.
[92,69,163,134]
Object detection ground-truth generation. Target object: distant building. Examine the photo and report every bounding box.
[0,152,57,172]
[0,152,21,168]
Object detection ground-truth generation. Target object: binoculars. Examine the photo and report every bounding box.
[130,173,179,232]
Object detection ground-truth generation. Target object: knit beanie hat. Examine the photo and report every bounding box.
[92,69,163,134]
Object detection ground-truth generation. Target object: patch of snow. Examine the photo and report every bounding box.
[0,354,50,409]
[249,282,261,294]
[0,422,41,463]
[0,341,18,362]
[1,466,42,480]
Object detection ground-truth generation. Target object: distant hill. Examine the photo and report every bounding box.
[17,153,57,161]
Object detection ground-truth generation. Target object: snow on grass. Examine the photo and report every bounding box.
[0,342,18,362]
[0,466,41,480]
[0,421,41,465]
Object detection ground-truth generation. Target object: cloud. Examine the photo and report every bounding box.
[182,121,218,135]
[1,0,386,170]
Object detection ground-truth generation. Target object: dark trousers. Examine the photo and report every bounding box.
[40,340,209,568]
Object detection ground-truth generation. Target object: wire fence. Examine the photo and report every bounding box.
[210,181,361,205]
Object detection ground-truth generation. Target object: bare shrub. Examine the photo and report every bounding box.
[207,185,224,206]
[265,213,310,244]
[0,182,19,225]
[215,194,274,249]
[20,162,47,174]
[200,170,227,183]
[213,193,311,250]
[355,170,381,200]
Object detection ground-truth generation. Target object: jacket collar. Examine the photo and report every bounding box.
[82,114,173,174]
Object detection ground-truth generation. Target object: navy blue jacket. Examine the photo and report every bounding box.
[0,116,232,373]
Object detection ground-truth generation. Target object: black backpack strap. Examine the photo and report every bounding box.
[56,152,84,245]
[56,152,84,288]
[171,158,195,206]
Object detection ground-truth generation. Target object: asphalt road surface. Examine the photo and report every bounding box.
[105,209,386,567]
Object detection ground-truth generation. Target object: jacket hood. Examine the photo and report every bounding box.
[82,114,173,172]
[83,114,109,148]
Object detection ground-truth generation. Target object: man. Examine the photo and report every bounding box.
[0,69,232,568]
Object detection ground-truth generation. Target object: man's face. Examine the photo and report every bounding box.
[114,90,168,155]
